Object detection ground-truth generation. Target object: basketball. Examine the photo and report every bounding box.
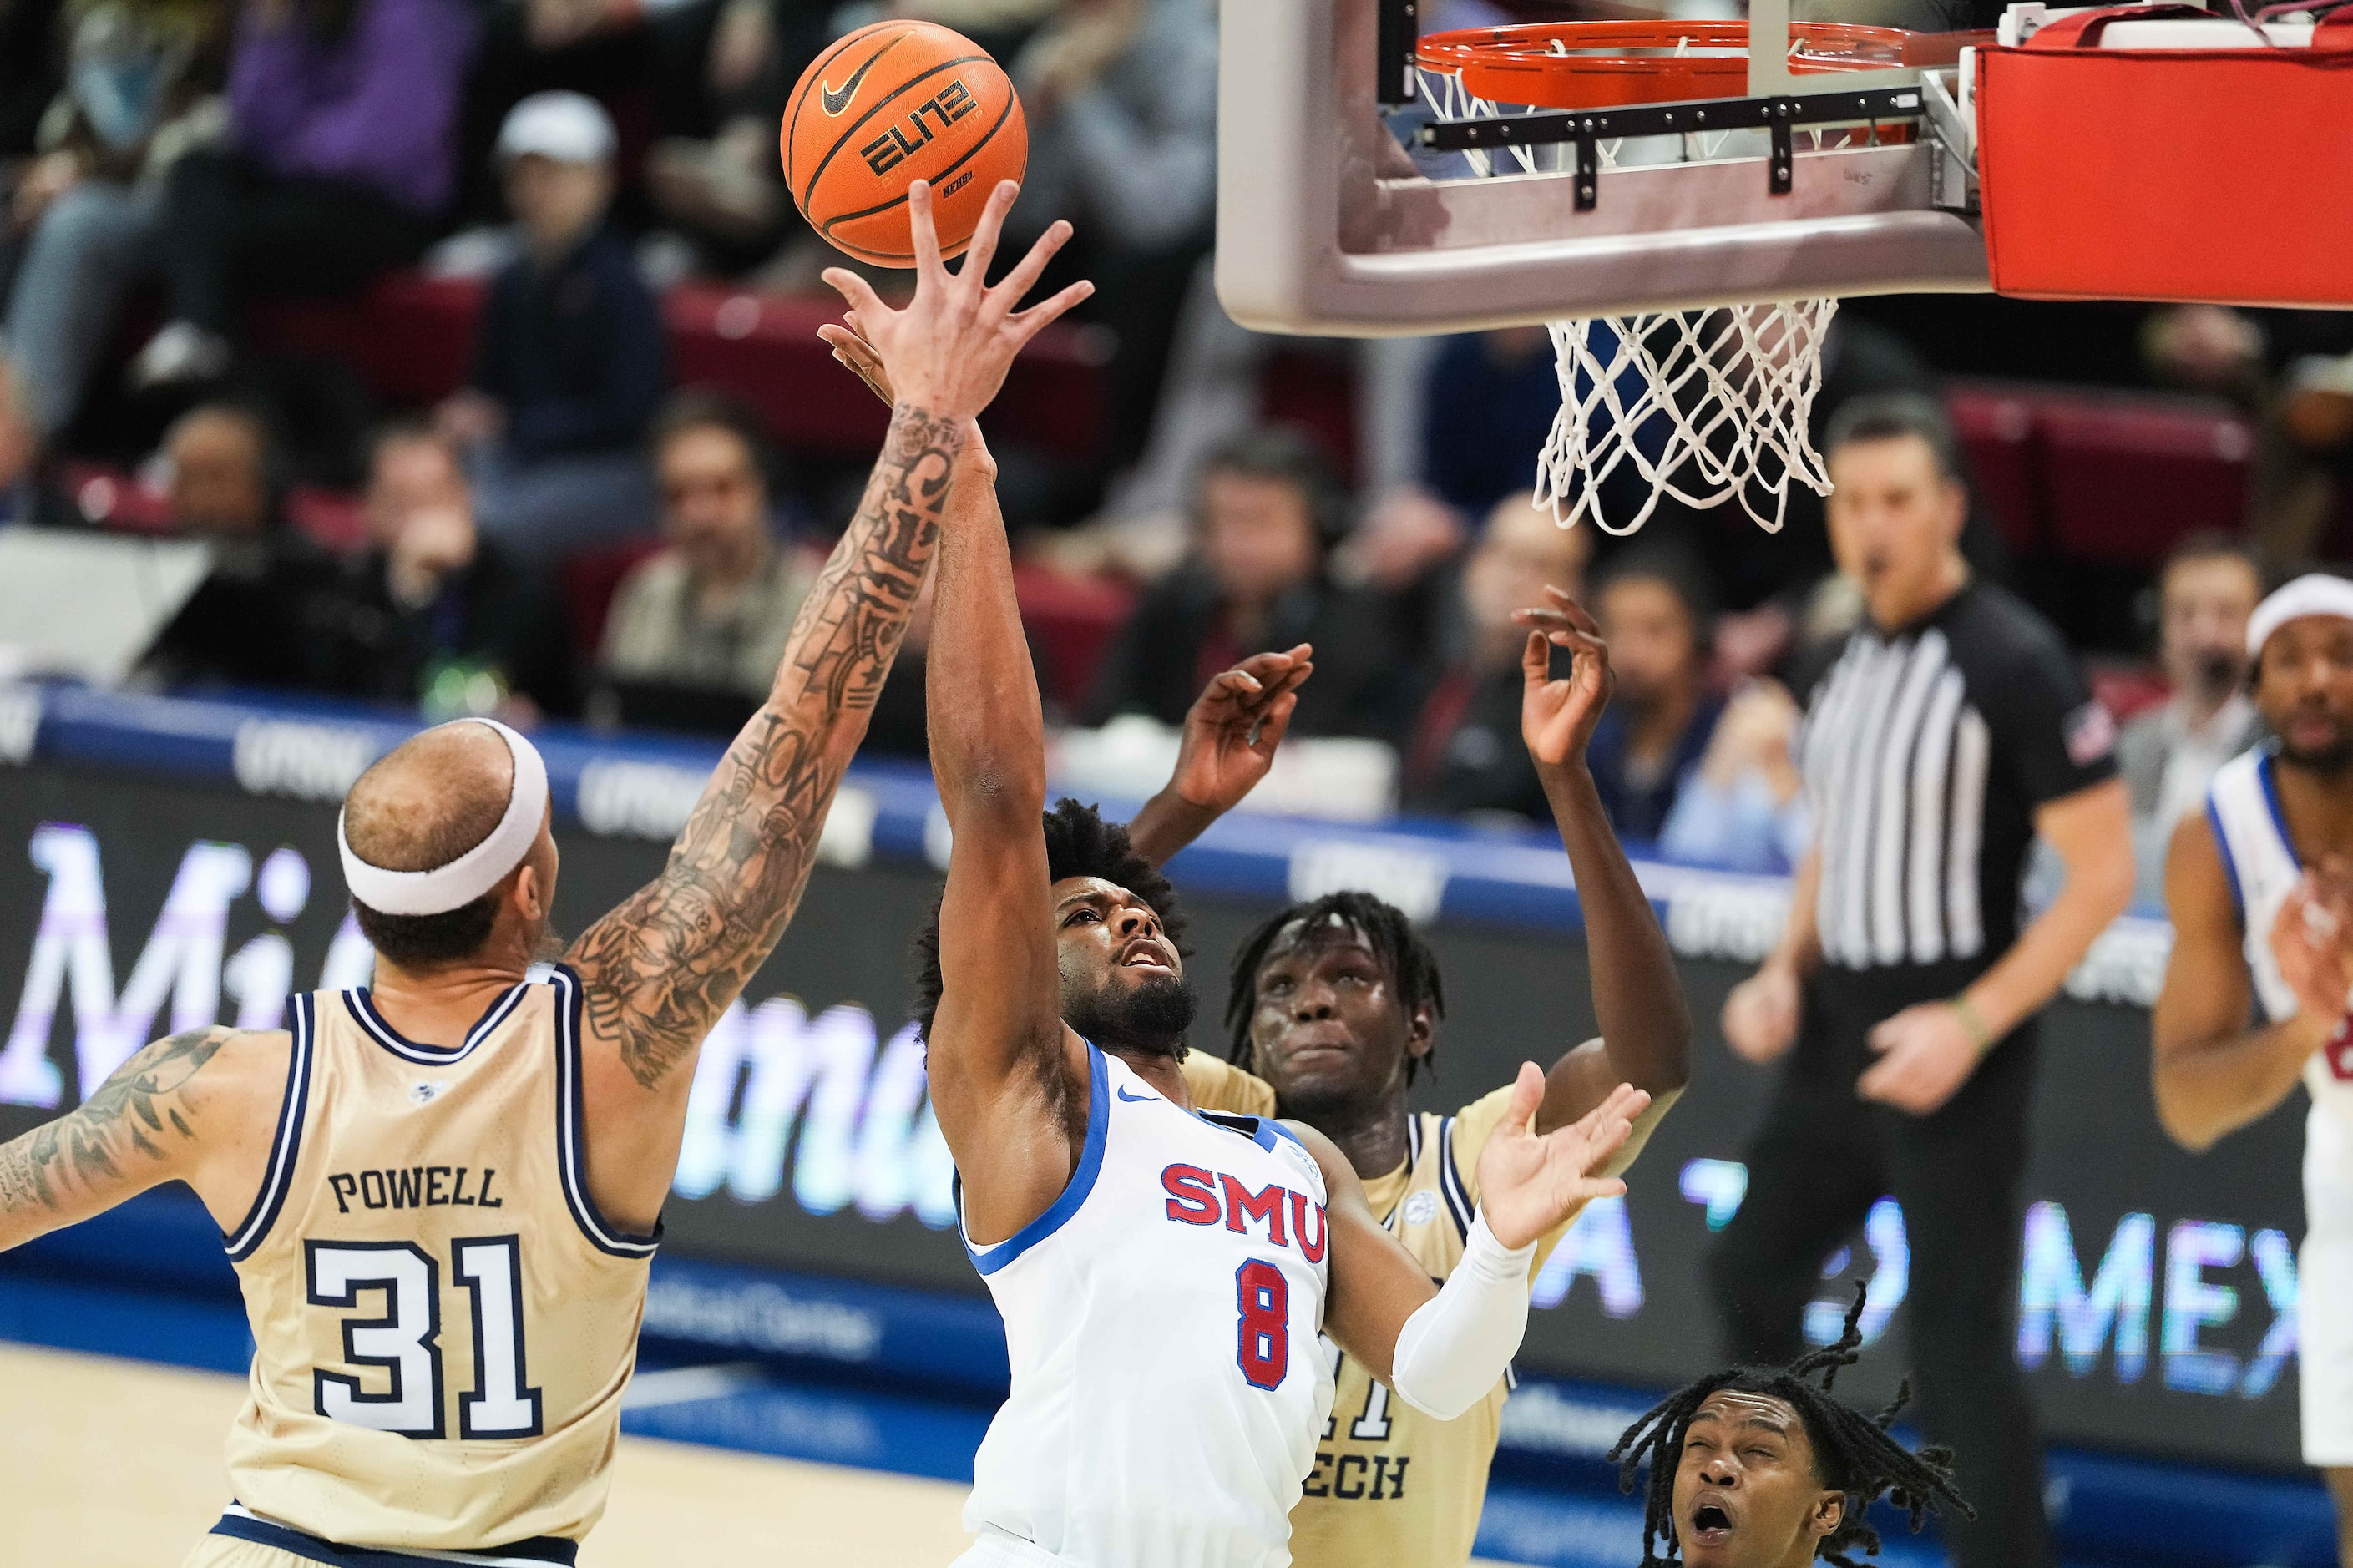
[781,20,1027,267]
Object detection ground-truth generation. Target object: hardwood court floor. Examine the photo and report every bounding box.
[0,1343,976,1566]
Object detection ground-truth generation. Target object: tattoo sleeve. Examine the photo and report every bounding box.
[0,1027,235,1241]
[566,403,959,1090]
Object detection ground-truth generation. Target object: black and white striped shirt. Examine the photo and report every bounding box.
[1797,582,2115,974]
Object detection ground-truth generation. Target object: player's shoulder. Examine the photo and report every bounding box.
[1939,580,2072,675]
[132,1024,295,1125]
[1181,1050,1278,1118]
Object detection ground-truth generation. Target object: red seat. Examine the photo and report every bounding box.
[560,537,669,662]
[246,274,485,407]
[286,487,370,554]
[664,285,1109,463]
[2032,391,2253,567]
[1013,562,1134,711]
[58,461,171,534]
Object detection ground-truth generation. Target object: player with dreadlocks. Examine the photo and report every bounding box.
[1115,588,1693,1568]
[1610,1287,1973,1568]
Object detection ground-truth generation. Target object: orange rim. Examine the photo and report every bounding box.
[1416,19,1948,111]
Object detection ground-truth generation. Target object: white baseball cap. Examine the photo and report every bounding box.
[496,91,616,167]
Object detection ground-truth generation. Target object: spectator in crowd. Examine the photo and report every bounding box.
[1399,492,1590,821]
[1585,544,1721,842]
[1658,679,1809,873]
[2118,533,2264,903]
[1009,0,1217,473]
[327,422,578,719]
[137,401,341,689]
[0,351,74,526]
[1346,326,1556,594]
[1086,428,1401,739]
[2,0,225,438]
[595,390,819,728]
[129,0,477,386]
[438,90,664,563]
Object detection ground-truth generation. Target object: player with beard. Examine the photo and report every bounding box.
[2154,573,2353,1564]
[1608,1287,1971,1568]
[901,377,1649,1565]
[1119,588,1688,1568]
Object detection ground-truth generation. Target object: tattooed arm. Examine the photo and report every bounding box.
[566,179,1091,1232]
[0,1027,288,1252]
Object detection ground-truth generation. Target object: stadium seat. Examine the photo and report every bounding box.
[560,537,669,662]
[2032,390,2253,567]
[1011,562,1134,712]
[247,271,1112,468]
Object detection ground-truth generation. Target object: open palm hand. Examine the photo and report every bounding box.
[1474,1065,1647,1250]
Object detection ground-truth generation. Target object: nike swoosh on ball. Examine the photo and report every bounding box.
[820,43,891,115]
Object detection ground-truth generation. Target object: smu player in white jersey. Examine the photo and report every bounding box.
[820,221,1646,1568]
[2154,574,2353,1564]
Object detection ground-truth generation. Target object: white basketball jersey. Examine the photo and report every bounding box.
[961,1044,1335,1568]
[2204,748,2353,1176]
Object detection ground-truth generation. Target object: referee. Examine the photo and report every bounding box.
[1712,392,2133,1568]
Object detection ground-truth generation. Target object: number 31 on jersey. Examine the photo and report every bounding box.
[306,1235,543,1439]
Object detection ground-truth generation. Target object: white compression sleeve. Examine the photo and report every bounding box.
[1385,1210,1537,1421]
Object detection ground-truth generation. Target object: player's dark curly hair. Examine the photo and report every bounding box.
[1608,1286,1973,1568]
[1222,891,1446,1085]
[908,799,1189,1042]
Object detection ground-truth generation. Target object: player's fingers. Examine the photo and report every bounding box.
[821,266,889,323]
[1544,586,1604,637]
[993,216,1072,311]
[1251,690,1299,756]
[1522,630,1554,686]
[906,179,946,286]
[1007,276,1096,342]
[1504,1060,1545,1128]
[959,178,1020,292]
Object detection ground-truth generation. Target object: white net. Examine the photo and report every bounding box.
[1412,64,1839,536]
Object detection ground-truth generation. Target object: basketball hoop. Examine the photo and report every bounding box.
[1413,21,1920,534]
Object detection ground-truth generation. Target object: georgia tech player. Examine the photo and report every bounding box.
[2154,574,2353,1565]
[1121,591,1688,1568]
[0,178,1090,1568]
[855,280,1647,1568]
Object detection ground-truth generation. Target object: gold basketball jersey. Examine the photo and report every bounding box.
[1181,1058,1571,1568]
[215,966,657,1558]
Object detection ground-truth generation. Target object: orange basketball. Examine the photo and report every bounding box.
[782,20,1027,268]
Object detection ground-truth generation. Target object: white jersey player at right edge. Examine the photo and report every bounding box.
[2155,573,2353,1566]
[821,198,1648,1568]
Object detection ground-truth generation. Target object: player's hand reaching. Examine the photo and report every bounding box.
[2272,866,2353,1022]
[1473,1066,1647,1250]
[817,178,1092,424]
[1515,587,1613,769]
[1167,646,1314,815]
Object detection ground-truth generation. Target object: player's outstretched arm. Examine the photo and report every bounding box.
[1312,1069,1645,1417]
[0,1026,285,1252]
[565,180,1090,1225]
[2152,811,2326,1151]
[1514,590,1688,1170]
[1125,647,1314,867]
[918,412,1087,1245]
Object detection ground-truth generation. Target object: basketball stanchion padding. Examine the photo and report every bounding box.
[782,18,1027,266]
[1976,4,2353,306]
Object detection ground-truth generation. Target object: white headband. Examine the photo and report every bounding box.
[338,719,550,916]
[2248,573,2353,660]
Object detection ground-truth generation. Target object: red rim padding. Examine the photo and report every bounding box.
[1415,19,1969,110]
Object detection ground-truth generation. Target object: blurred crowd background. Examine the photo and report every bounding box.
[3,0,2352,901]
